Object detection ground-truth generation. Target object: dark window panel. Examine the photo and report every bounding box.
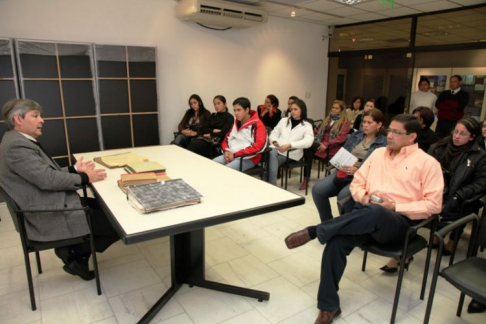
[19,54,58,78]
[0,55,13,78]
[129,62,156,78]
[66,118,100,154]
[0,81,17,112]
[23,81,63,118]
[62,81,96,116]
[0,122,6,142]
[101,115,131,149]
[97,61,127,78]
[133,114,159,147]
[99,80,129,114]
[130,80,157,112]
[53,157,69,168]
[59,55,93,78]
[37,119,67,157]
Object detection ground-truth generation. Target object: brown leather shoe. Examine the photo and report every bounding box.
[314,308,341,324]
[285,227,312,249]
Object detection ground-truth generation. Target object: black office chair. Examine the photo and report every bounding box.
[337,200,437,324]
[279,148,312,195]
[424,213,485,324]
[239,146,272,182]
[0,186,101,311]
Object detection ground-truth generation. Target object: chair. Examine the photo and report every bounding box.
[279,148,312,195]
[424,213,485,324]
[337,201,437,324]
[239,146,272,182]
[0,186,101,311]
[313,144,338,179]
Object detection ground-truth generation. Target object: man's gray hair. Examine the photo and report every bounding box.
[2,99,42,130]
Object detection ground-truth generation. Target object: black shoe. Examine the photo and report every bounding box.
[379,257,414,273]
[62,260,95,281]
[468,299,486,314]
[54,247,72,265]
[442,248,452,256]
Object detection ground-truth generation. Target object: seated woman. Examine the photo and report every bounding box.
[477,118,486,150]
[381,117,486,273]
[258,94,282,129]
[283,96,299,118]
[345,96,363,126]
[312,109,386,222]
[213,97,267,171]
[412,106,439,152]
[268,98,314,185]
[187,95,234,158]
[304,100,350,189]
[172,94,210,148]
[352,99,375,132]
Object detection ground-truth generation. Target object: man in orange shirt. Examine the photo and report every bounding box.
[284,114,444,324]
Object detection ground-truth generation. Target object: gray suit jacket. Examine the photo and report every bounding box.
[0,130,90,241]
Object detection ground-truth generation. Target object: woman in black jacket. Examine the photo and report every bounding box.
[380,116,486,273]
[412,106,439,152]
[187,95,234,158]
[172,94,211,148]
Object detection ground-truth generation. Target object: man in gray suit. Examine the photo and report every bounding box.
[0,99,119,280]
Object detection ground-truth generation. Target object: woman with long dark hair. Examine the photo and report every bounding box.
[258,94,282,129]
[268,98,314,185]
[345,96,363,126]
[312,109,387,222]
[187,95,234,158]
[412,106,439,152]
[172,94,210,148]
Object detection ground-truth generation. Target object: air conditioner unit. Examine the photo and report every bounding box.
[176,0,268,29]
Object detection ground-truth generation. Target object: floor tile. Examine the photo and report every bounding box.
[248,276,315,323]
[160,312,194,324]
[244,235,298,264]
[219,309,271,323]
[218,221,271,246]
[0,289,41,323]
[268,252,321,287]
[0,264,37,296]
[205,237,249,267]
[212,254,279,288]
[279,305,349,324]
[41,287,113,324]
[344,298,422,324]
[175,287,252,324]
[109,283,184,323]
[38,267,97,301]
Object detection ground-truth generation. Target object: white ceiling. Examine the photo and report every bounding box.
[228,0,486,26]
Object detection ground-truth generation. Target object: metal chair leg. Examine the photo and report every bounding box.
[23,248,36,310]
[456,292,465,317]
[35,251,42,274]
[361,250,368,271]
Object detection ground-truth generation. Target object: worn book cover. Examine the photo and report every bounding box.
[127,179,202,214]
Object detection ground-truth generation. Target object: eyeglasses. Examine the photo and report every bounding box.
[451,130,471,137]
[386,128,408,136]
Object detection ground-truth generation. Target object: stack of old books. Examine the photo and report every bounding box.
[94,152,148,168]
[117,172,171,193]
[124,161,166,174]
[127,179,203,214]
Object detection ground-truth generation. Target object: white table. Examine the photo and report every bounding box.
[74,145,304,323]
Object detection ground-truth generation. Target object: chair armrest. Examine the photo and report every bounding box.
[15,206,90,214]
[437,213,479,238]
[410,215,438,233]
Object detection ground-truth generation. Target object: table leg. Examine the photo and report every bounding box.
[137,228,270,323]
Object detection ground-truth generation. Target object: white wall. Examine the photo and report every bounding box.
[0,0,329,144]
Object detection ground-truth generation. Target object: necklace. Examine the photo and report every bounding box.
[362,137,375,150]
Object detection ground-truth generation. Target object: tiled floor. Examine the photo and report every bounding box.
[1,167,485,324]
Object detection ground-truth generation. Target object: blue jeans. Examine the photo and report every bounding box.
[268,148,291,185]
[213,155,255,171]
[173,134,191,148]
[312,171,354,222]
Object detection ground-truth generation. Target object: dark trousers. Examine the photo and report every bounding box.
[69,197,119,260]
[187,139,214,158]
[435,120,456,139]
[316,203,416,311]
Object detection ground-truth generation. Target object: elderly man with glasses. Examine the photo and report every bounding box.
[284,114,444,324]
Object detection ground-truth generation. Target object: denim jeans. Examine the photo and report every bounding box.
[312,170,354,222]
[173,134,190,148]
[212,155,255,171]
[268,148,292,185]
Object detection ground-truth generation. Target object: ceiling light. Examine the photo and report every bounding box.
[334,0,364,5]
[291,8,296,17]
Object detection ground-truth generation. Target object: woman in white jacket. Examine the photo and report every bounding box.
[268,99,314,185]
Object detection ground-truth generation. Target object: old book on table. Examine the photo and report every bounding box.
[127,179,203,214]
[117,172,171,193]
[94,152,148,169]
[124,161,166,174]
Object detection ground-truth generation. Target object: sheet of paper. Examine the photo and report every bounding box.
[96,152,148,168]
[329,147,358,170]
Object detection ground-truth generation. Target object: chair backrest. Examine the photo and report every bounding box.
[0,185,21,233]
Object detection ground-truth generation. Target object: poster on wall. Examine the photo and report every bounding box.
[460,74,486,120]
